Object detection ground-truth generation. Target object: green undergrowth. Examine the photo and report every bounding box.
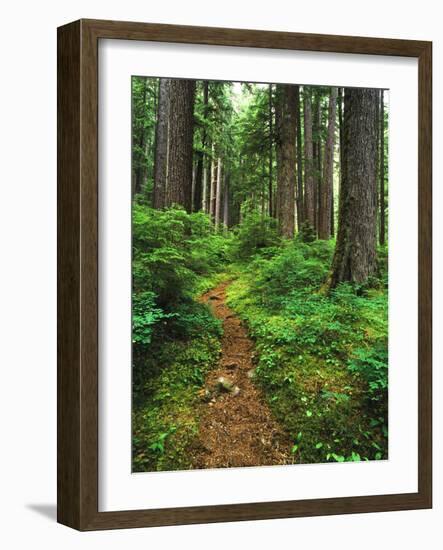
[132,205,229,471]
[132,206,388,469]
[133,332,221,472]
[226,238,388,464]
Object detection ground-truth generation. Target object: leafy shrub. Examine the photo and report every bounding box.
[166,300,222,340]
[133,205,230,302]
[297,221,317,243]
[231,212,280,259]
[348,342,388,405]
[132,291,172,346]
[132,204,230,345]
[253,239,334,306]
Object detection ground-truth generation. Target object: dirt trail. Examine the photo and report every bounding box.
[191,280,292,469]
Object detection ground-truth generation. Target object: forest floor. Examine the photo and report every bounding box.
[191,280,292,469]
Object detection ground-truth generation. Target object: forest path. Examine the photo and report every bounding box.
[191,281,292,469]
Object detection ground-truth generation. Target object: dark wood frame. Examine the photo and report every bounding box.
[57,18,432,531]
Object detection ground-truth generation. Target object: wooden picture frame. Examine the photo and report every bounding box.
[57,18,432,531]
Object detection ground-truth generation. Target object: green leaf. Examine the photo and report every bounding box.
[306,410,312,417]
[331,453,345,463]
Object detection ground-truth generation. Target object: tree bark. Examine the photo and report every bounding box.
[329,88,378,287]
[223,172,229,229]
[202,160,209,213]
[275,84,297,238]
[318,87,337,239]
[134,78,147,196]
[336,87,344,237]
[313,90,323,233]
[209,150,216,220]
[193,81,209,212]
[153,78,170,209]
[379,90,386,245]
[215,157,222,229]
[303,88,315,228]
[295,85,304,230]
[268,84,274,217]
[164,79,196,212]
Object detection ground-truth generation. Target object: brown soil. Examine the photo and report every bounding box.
[191,280,292,469]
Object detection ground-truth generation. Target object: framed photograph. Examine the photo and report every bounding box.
[57,19,432,530]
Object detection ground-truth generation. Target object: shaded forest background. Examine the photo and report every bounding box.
[131,78,389,472]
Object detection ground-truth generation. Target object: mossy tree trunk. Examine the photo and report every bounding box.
[193,81,209,212]
[295,85,304,231]
[303,88,315,229]
[329,88,378,287]
[153,78,170,209]
[318,87,337,239]
[268,84,274,218]
[379,89,386,245]
[275,84,296,238]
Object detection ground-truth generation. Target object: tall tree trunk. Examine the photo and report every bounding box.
[295,85,304,230]
[223,172,229,229]
[202,160,209,213]
[209,150,216,220]
[379,90,386,245]
[303,88,315,228]
[318,87,337,239]
[134,78,148,196]
[165,79,196,212]
[153,78,170,209]
[193,156,202,212]
[191,162,196,210]
[268,84,274,217]
[275,84,297,238]
[313,90,323,233]
[193,81,209,212]
[215,157,222,229]
[329,88,378,287]
[336,87,344,236]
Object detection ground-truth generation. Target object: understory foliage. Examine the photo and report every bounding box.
[133,204,388,470]
[226,230,388,463]
[132,205,229,471]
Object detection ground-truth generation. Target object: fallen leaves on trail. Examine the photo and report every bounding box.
[191,281,292,469]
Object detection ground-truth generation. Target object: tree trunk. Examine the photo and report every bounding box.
[275,84,297,238]
[268,84,274,217]
[318,87,337,239]
[215,157,222,229]
[303,88,315,228]
[295,85,304,230]
[313,90,323,233]
[223,172,229,229]
[336,87,344,237]
[164,79,196,212]
[193,81,209,212]
[379,90,386,245]
[191,162,196,210]
[153,78,170,209]
[134,78,147,196]
[209,151,216,220]
[202,160,209,213]
[329,88,378,287]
